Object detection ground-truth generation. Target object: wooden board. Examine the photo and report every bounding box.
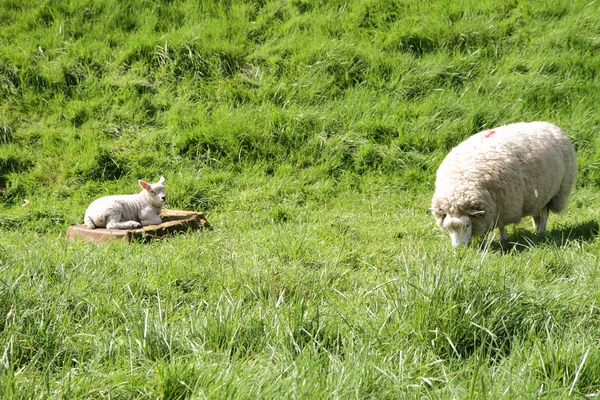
[66,209,212,243]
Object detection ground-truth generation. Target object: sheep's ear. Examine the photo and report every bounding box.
[429,207,444,215]
[139,180,150,190]
[158,176,165,185]
[465,209,485,216]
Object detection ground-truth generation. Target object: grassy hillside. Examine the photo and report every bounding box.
[2,0,600,398]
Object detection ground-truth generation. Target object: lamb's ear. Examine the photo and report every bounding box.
[465,209,485,216]
[158,176,165,185]
[429,207,444,215]
[139,180,150,190]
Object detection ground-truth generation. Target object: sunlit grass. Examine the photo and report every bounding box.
[2,0,600,398]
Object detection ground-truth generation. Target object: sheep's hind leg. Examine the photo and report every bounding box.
[106,216,142,230]
[499,226,508,244]
[84,215,96,229]
[532,205,549,234]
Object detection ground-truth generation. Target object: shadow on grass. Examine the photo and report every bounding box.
[483,219,599,253]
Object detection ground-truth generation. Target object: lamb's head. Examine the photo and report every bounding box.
[139,176,167,208]
[430,207,485,248]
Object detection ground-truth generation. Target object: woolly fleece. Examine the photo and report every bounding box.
[84,177,167,229]
[431,121,576,242]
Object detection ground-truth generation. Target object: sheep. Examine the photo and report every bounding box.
[84,176,167,230]
[430,121,576,248]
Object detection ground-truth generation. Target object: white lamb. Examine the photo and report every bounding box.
[84,176,167,230]
[430,121,577,248]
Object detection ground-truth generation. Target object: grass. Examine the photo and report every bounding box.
[2,0,600,398]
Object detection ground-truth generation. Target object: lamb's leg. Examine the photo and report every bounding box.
[139,208,163,226]
[84,215,96,229]
[106,215,142,230]
[139,215,162,226]
[532,205,549,234]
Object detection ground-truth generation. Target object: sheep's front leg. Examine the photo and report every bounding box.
[106,215,143,230]
[140,215,162,226]
[532,205,549,234]
[139,209,162,227]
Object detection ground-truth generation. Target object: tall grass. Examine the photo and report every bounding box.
[2,0,600,398]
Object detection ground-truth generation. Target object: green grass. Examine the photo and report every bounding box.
[2,0,600,398]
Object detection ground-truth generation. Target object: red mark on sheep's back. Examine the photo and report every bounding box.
[484,130,496,138]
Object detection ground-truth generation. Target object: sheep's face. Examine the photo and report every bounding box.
[430,208,485,248]
[442,214,473,248]
[139,176,167,208]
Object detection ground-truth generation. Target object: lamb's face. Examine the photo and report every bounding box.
[139,177,167,207]
[147,183,167,207]
[431,210,473,248]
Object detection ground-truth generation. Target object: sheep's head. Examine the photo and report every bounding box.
[139,176,167,208]
[430,207,484,248]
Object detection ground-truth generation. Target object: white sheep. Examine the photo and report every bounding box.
[84,176,167,229]
[430,121,577,248]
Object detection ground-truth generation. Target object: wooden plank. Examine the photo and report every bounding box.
[66,209,212,243]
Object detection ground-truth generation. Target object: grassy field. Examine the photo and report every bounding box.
[2,0,600,398]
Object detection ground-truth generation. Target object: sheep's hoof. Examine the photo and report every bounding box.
[130,222,143,229]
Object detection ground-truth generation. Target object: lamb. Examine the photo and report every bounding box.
[430,121,576,248]
[84,176,167,230]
